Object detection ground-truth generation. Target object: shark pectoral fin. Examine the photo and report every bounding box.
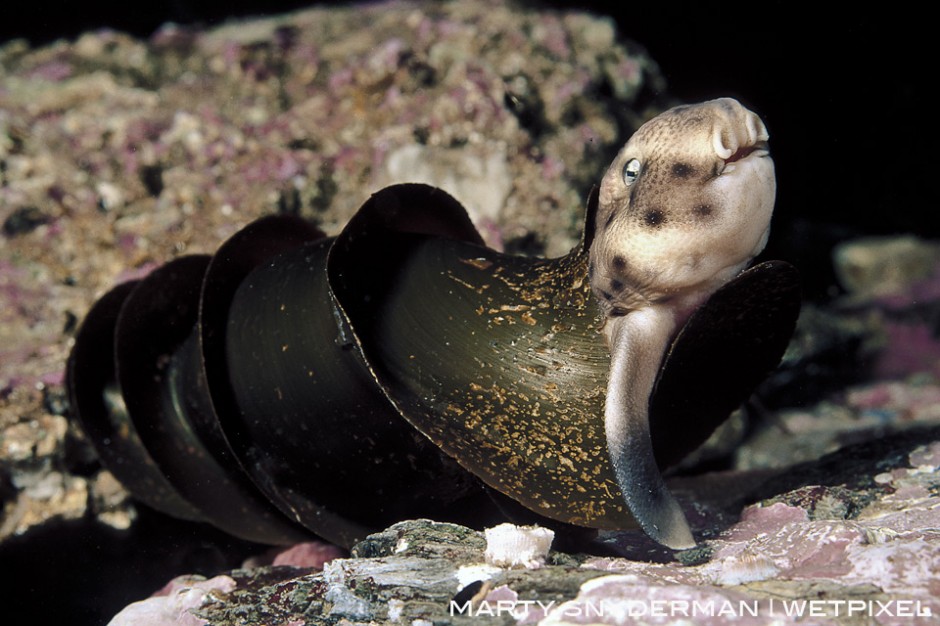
[604,310,696,550]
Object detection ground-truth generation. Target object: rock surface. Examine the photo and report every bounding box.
[194,434,940,626]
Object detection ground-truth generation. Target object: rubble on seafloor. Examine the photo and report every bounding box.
[119,433,940,626]
[102,433,940,625]
[1,1,939,625]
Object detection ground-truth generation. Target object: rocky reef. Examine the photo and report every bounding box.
[0,0,659,546]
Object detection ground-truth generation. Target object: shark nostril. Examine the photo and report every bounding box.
[712,128,735,160]
[745,113,769,144]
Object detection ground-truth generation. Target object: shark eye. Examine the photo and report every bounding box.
[622,159,640,185]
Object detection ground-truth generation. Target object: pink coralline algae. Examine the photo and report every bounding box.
[875,320,940,380]
[270,541,346,569]
[563,441,940,625]
[703,443,940,620]
[108,575,237,626]
[0,0,661,542]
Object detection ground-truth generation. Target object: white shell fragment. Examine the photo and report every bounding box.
[483,523,555,568]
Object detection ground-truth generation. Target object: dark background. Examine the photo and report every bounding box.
[1,1,932,298]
